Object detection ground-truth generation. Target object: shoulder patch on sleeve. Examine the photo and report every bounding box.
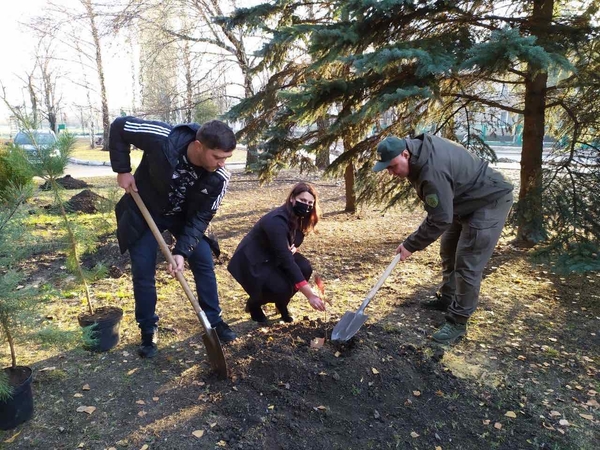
[425,193,439,208]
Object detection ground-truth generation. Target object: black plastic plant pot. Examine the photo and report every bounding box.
[0,366,34,430]
[78,306,124,352]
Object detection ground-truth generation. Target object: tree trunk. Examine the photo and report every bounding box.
[342,135,356,212]
[83,0,110,151]
[1,319,17,368]
[183,40,193,123]
[48,112,57,133]
[243,72,259,171]
[26,73,38,127]
[315,118,330,169]
[344,162,356,213]
[516,0,553,245]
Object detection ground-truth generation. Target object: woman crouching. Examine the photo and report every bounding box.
[228,182,326,323]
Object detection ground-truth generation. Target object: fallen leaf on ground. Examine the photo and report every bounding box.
[140,445,149,450]
[76,406,96,414]
[39,367,56,372]
[410,431,419,438]
[315,405,327,410]
[372,368,380,375]
[559,419,570,426]
[192,430,205,438]
[217,440,226,447]
[542,422,555,431]
[413,390,421,397]
[127,368,139,376]
[4,431,21,443]
[505,411,517,418]
[82,384,90,391]
[482,420,490,425]
[586,399,599,408]
[435,447,442,450]
[334,351,341,357]
[494,422,502,430]
[310,337,325,349]
[74,393,84,398]
[210,422,217,428]
[549,410,561,417]
[138,411,147,417]
[152,397,159,401]
[579,414,594,421]
[136,400,146,405]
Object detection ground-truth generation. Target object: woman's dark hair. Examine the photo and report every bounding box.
[284,182,320,234]
[196,120,236,151]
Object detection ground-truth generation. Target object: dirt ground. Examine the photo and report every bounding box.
[1,170,598,449]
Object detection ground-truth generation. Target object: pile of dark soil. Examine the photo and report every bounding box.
[203,321,552,450]
[65,189,106,213]
[40,175,90,190]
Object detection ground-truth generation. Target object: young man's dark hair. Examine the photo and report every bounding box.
[110,116,237,358]
[197,120,237,151]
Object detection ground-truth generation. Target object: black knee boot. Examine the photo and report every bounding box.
[276,301,293,323]
[246,298,268,323]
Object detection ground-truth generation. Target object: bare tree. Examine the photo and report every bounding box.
[80,0,110,150]
[113,0,265,169]
[28,0,112,149]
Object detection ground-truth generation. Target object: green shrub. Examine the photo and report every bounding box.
[0,145,35,202]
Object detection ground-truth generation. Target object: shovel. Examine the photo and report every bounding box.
[331,253,402,342]
[130,191,228,379]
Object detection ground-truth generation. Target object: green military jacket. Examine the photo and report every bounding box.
[402,134,513,253]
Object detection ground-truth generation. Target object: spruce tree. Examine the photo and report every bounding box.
[225,0,599,260]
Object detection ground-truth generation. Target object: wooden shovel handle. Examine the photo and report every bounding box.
[357,253,402,314]
[129,191,212,331]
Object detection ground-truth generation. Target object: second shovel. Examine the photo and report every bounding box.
[331,253,402,342]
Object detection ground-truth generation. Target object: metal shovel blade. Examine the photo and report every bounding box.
[331,254,402,343]
[202,328,228,379]
[331,311,369,342]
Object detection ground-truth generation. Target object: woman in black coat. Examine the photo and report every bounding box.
[228,182,326,323]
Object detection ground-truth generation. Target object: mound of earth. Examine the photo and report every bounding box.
[192,321,547,450]
[65,189,106,213]
[41,175,90,190]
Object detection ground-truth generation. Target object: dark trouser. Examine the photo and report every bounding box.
[438,192,513,323]
[250,253,312,313]
[129,214,221,335]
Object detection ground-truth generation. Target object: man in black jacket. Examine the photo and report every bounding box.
[374,134,513,344]
[110,116,237,358]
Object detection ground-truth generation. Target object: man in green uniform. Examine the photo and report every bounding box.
[373,134,513,344]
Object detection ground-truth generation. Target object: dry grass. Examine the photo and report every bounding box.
[1,169,598,449]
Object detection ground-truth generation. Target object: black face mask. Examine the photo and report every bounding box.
[292,201,313,217]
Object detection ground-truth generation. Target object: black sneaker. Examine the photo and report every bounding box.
[214,321,237,343]
[138,332,158,358]
[421,293,451,311]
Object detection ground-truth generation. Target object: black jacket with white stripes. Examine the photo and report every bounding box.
[109,116,230,257]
